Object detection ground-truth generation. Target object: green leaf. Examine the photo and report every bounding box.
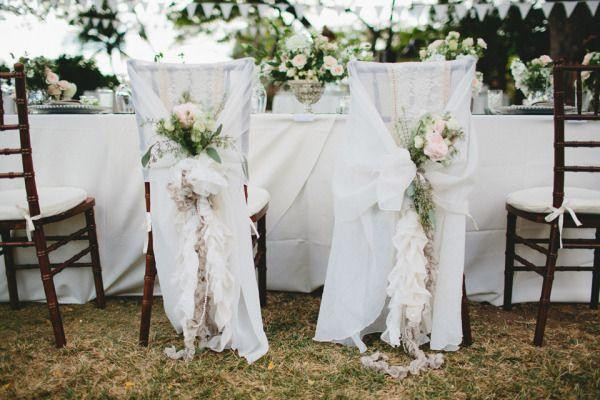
[141,144,155,167]
[205,147,221,163]
[215,124,223,135]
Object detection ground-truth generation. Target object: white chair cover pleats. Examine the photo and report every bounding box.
[128,58,268,363]
[315,57,477,354]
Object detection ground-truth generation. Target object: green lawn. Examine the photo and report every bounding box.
[0,293,598,399]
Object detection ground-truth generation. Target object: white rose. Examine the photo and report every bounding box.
[330,64,344,77]
[419,49,428,59]
[477,38,487,49]
[291,54,307,69]
[278,63,288,72]
[583,53,592,65]
[539,55,552,65]
[447,40,458,51]
[446,118,461,131]
[323,55,338,68]
[414,135,424,149]
[462,38,474,48]
[193,119,206,132]
[285,34,311,51]
[428,39,444,50]
[447,31,460,40]
[286,68,296,78]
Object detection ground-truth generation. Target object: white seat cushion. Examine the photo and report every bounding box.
[247,186,270,216]
[0,187,88,220]
[506,186,600,214]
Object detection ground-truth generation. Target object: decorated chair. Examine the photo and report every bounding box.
[503,61,600,346]
[0,63,105,348]
[128,58,269,362]
[315,57,476,377]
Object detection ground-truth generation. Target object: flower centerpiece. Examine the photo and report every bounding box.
[419,31,487,96]
[510,55,553,105]
[582,52,600,114]
[262,32,372,112]
[45,68,77,101]
[142,92,231,167]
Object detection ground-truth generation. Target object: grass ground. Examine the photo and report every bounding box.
[0,293,598,399]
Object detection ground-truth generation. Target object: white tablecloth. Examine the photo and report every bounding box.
[0,114,597,305]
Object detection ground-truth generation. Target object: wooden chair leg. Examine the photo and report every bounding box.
[1,229,19,309]
[533,223,561,347]
[503,212,517,311]
[139,182,156,347]
[85,209,105,309]
[591,229,600,310]
[257,215,267,308]
[461,275,472,347]
[34,227,66,348]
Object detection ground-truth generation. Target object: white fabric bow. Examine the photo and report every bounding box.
[16,205,41,241]
[544,199,582,248]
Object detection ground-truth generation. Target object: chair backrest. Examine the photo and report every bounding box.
[350,57,476,129]
[127,58,254,164]
[552,61,600,209]
[0,63,41,218]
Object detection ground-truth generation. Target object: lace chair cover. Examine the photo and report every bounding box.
[315,57,477,353]
[127,58,267,363]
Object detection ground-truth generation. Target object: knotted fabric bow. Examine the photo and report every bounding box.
[16,205,41,241]
[544,199,582,248]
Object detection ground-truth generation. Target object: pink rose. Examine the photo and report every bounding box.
[172,102,198,128]
[433,119,446,134]
[424,131,449,162]
[582,53,592,65]
[539,55,552,65]
[45,68,59,84]
[57,80,71,90]
[291,54,307,69]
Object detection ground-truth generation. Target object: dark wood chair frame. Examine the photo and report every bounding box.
[139,182,268,346]
[503,61,600,346]
[0,63,105,348]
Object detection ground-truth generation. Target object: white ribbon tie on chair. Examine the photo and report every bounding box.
[16,205,42,241]
[544,199,582,248]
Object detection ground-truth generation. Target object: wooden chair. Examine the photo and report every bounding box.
[0,63,105,348]
[503,61,600,346]
[138,183,269,346]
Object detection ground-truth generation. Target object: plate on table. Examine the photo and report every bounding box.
[495,104,576,115]
[29,102,108,114]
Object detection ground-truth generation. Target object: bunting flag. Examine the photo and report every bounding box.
[517,2,532,19]
[562,1,578,17]
[588,1,600,15]
[257,4,270,18]
[497,1,511,19]
[433,4,448,21]
[541,2,554,17]
[185,2,197,19]
[474,4,489,21]
[238,3,251,18]
[220,3,234,19]
[200,2,215,17]
[454,4,469,20]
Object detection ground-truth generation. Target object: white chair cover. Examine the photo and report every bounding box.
[127,58,268,363]
[315,57,477,353]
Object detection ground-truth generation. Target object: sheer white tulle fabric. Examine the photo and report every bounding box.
[315,58,477,353]
[127,58,268,363]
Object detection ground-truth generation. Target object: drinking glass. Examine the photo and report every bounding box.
[487,89,503,113]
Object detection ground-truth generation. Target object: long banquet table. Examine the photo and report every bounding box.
[0,113,598,306]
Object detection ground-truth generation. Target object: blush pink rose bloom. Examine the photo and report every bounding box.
[539,55,552,65]
[424,131,449,162]
[291,54,307,69]
[172,103,198,128]
[45,69,59,84]
[433,119,446,134]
